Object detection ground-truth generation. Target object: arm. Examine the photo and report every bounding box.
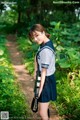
[38,68,47,97]
[38,48,53,97]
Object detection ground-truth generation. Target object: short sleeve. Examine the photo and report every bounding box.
[40,48,53,69]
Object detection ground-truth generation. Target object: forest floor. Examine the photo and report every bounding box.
[6,34,62,120]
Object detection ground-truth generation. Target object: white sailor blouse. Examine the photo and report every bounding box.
[37,40,55,76]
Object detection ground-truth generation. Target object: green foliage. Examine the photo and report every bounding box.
[54,75,80,120]
[0,0,78,35]
[50,21,80,70]
[0,1,80,119]
[0,35,28,119]
[49,21,80,119]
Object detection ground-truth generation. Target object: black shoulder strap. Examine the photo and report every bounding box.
[36,52,41,75]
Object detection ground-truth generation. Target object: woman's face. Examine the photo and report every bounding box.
[32,30,45,44]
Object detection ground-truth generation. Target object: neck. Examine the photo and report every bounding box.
[43,36,49,44]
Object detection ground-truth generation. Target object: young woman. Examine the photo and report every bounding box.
[29,24,57,120]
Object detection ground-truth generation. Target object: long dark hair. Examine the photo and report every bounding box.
[29,24,50,41]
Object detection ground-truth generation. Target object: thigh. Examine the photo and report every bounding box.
[39,102,49,113]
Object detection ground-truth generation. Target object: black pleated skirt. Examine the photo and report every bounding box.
[38,74,57,103]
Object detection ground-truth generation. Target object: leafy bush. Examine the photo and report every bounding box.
[0,35,28,119]
[54,75,80,120]
[50,21,80,119]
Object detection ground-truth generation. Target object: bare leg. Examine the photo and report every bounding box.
[39,102,50,120]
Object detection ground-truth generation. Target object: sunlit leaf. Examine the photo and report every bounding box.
[58,58,71,68]
[0,49,4,56]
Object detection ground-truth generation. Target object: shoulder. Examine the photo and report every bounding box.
[40,44,55,54]
[40,47,55,58]
[39,40,55,54]
[41,46,53,53]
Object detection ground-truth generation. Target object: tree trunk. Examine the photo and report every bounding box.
[17,10,21,24]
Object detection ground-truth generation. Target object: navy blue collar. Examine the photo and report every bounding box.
[40,40,50,49]
[40,40,55,51]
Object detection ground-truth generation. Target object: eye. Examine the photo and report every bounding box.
[35,34,39,37]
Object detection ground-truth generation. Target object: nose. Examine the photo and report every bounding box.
[34,37,37,41]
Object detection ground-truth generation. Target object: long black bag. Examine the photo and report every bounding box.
[31,96,38,112]
[31,71,41,112]
[31,53,41,113]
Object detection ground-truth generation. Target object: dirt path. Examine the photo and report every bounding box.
[6,34,61,120]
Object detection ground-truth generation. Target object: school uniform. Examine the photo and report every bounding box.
[37,40,57,103]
